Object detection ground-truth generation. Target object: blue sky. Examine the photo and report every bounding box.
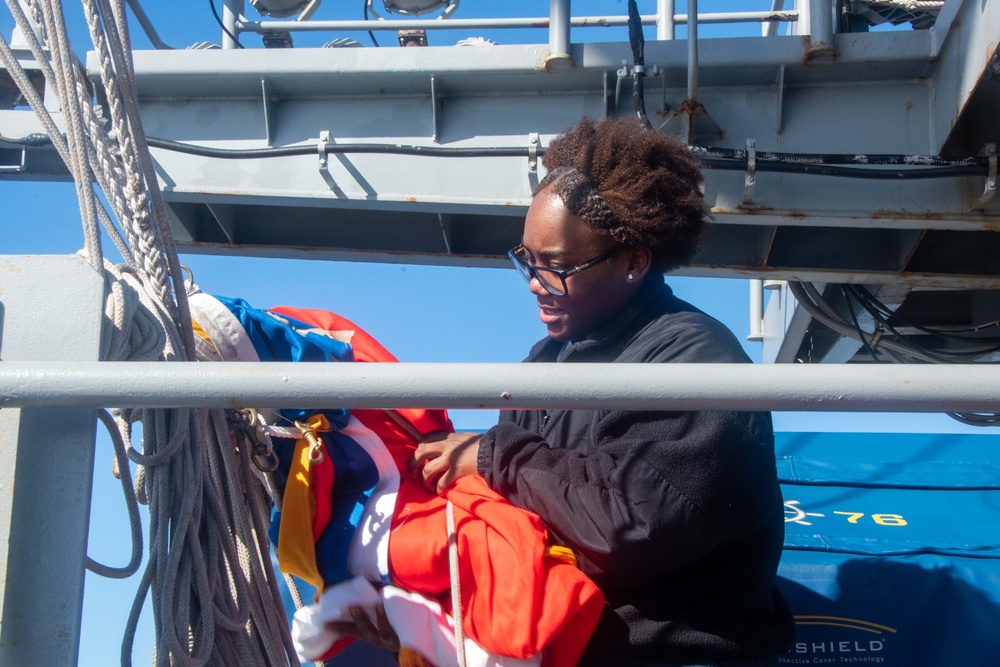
[1,2,990,665]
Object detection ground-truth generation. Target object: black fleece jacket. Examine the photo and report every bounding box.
[477,275,794,666]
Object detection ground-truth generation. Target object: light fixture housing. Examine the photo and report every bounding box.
[249,0,311,18]
[381,0,451,17]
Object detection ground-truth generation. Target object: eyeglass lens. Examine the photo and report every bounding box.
[510,250,567,296]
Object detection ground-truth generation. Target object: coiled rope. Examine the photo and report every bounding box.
[1,1,297,665]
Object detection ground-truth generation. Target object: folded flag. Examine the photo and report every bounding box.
[188,291,604,667]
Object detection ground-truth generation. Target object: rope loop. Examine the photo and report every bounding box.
[2,2,299,664]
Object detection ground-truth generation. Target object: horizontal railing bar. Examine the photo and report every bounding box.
[236,12,799,34]
[0,362,996,412]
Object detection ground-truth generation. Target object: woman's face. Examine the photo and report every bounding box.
[521,187,642,342]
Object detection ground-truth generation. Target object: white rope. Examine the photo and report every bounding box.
[2,2,298,665]
[88,408,144,580]
[90,0,196,345]
[1,0,133,264]
[81,0,173,304]
[33,0,104,268]
[446,500,467,667]
[866,0,944,10]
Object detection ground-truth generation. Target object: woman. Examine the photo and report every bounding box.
[412,116,795,667]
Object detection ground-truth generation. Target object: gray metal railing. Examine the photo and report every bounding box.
[225,0,803,47]
[234,12,801,35]
[2,361,998,413]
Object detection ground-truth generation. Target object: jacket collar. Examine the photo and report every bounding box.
[527,274,674,362]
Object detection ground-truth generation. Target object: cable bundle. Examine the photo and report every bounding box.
[789,281,1000,427]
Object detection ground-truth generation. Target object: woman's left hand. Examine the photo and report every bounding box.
[410,432,482,495]
[325,603,400,654]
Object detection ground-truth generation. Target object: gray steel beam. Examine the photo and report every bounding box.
[93,30,996,279]
[5,15,999,295]
[109,35,986,206]
[687,0,698,100]
[929,0,1000,153]
[657,0,675,40]
[762,280,813,363]
[0,255,104,667]
[547,0,571,66]
[222,0,244,50]
[807,0,833,54]
[234,12,800,34]
[1,360,998,414]
[114,33,934,97]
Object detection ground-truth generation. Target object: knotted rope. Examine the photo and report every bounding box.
[1,1,297,664]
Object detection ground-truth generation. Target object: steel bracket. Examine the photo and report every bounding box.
[261,78,274,146]
[614,60,629,113]
[971,143,997,212]
[431,75,440,143]
[317,130,329,170]
[742,138,757,206]
[602,70,610,118]
[527,132,539,173]
[0,144,28,174]
[775,64,785,135]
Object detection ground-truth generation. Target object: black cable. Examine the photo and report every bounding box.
[947,412,1000,426]
[4,130,991,181]
[832,285,1000,363]
[851,285,1000,346]
[941,319,1000,334]
[793,283,968,364]
[848,285,1000,348]
[209,0,245,49]
[698,158,987,180]
[860,302,974,364]
[0,132,52,146]
[841,286,881,362]
[363,1,380,47]
[794,282,1000,426]
[133,141,991,179]
[145,136,538,158]
[626,0,651,129]
[692,147,990,167]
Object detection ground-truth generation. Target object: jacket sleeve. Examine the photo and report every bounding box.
[479,308,778,591]
[478,406,778,591]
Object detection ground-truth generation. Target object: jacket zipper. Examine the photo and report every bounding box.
[539,409,550,433]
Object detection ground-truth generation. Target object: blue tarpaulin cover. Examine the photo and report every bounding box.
[774,432,1000,667]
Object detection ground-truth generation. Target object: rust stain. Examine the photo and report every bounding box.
[404,196,417,203]
[710,206,803,219]
[870,209,944,222]
[801,36,839,66]
[731,205,776,215]
[675,98,708,116]
[802,48,838,66]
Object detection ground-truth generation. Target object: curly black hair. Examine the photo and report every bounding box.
[537,116,709,273]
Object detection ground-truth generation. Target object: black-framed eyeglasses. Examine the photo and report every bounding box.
[507,244,620,296]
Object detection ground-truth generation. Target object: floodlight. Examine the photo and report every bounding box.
[381,0,451,16]
[250,0,312,18]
